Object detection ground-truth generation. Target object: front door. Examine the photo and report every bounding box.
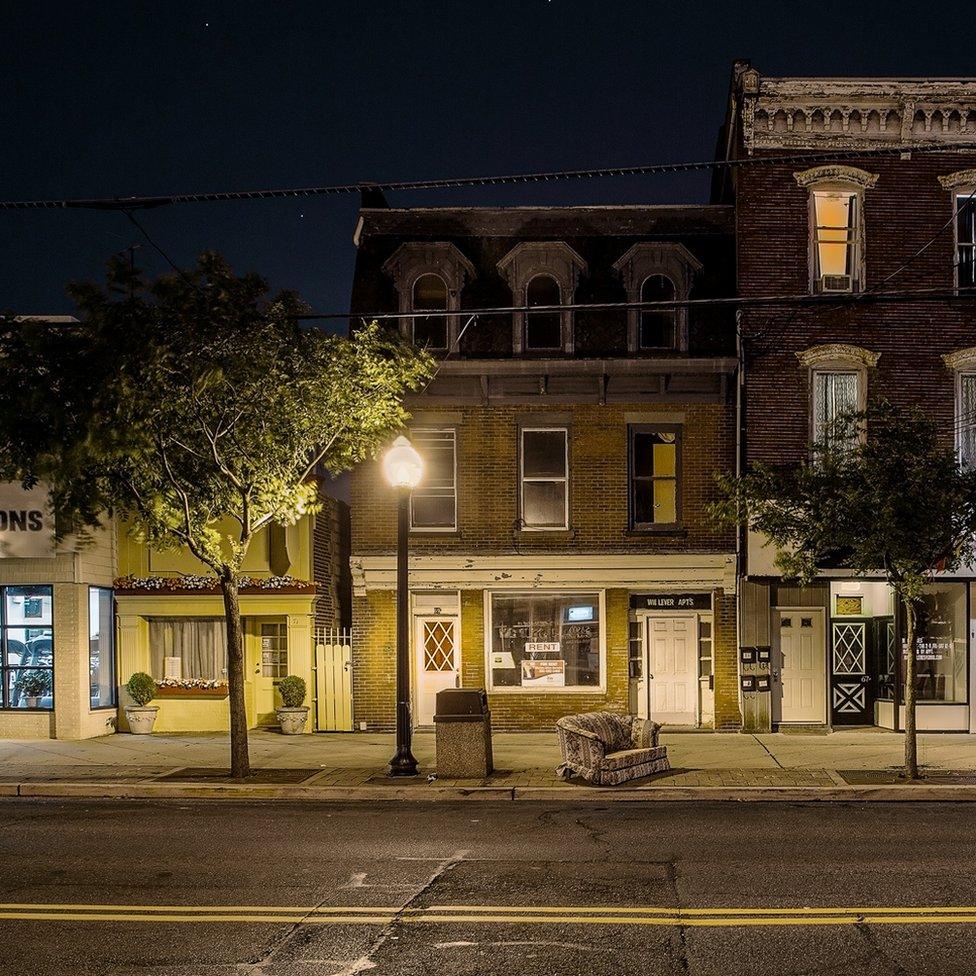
[253,619,288,726]
[646,615,697,725]
[414,616,459,726]
[830,619,873,725]
[773,609,826,724]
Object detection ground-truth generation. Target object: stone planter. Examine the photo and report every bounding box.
[125,705,159,735]
[26,696,40,709]
[276,706,309,735]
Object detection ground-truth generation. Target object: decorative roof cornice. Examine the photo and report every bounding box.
[796,344,880,369]
[943,347,976,371]
[793,165,879,189]
[939,169,976,190]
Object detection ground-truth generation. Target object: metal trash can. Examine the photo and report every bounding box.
[433,688,493,778]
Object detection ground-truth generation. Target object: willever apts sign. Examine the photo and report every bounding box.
[629,592,712,611]
[0,483,54,558]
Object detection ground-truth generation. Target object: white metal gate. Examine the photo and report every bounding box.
[315,627,353,731]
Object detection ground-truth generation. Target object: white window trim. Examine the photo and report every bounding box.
[409,428,457,533]
[519,427,569,531]
[483,588,607,694]
[797,345,878,452]
[954,189,976,291]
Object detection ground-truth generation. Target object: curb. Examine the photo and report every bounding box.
[8,781,976,802]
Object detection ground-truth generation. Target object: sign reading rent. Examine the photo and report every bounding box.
[0,483,54,558]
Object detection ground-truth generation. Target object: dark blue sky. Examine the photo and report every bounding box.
[4,0,971,318]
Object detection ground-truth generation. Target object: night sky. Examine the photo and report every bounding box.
[4,0,972,319]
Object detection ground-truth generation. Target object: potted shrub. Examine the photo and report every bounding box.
[276,675,309,734]
[125,672,159,734]
[22,669,51,708]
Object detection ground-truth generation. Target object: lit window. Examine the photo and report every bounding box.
[639,275,677,349]
[525,275,562,350]
[149,618,227,681]
[520,428,568,530]
[411,274,448,350]
[260,622,288,678]
[487,591,602,691]
[958,373,976,467]
[812,190,861,293]
[812,371,860,449]
[957,193,976,289]
[410,429,456,530]
[89,587,115,709]
[629,425,680,529]
[2,585,54,710]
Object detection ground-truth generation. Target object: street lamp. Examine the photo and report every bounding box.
[382,435,423,777]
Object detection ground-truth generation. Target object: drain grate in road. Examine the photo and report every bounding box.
[156,767,320,784]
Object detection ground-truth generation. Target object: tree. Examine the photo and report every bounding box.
[0,254,433,778]
[712,402,976,779]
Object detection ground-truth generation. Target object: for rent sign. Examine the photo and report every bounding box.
[0,483,54,558]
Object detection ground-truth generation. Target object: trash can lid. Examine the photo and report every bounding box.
[435,688,488,716]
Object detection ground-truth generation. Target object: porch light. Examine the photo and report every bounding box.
[382,436,423,490]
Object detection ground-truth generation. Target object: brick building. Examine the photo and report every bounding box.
[349,204,740,732]
[717,63,976,732]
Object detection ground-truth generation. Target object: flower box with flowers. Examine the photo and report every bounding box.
[154,678,230,699]
[114,575,318,596]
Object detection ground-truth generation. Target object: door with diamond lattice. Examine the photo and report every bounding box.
[830,619,874,725]
[415,616,459,725]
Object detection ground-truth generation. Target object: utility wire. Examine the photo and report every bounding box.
[0,144,959,212]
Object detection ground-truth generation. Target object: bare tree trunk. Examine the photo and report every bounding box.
[220,570,250,779]
[903,596,918,781]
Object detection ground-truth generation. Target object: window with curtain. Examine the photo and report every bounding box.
[639,274,677,349]
[149,618,228,681]
[525,275,562,350]
[958,374,976,467]
[957,193,976,289]
[411,273,449,350]
[812,190,861,293]
[813,371,860,449]
[89,587,115,708]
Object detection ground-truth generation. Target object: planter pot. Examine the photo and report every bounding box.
[276,706,309,735]
[125,705,159,735]
[26,696,40,708]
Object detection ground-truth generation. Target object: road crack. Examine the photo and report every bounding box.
[664,860,690,975]
[853,920,910,976]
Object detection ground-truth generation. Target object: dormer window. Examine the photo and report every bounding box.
[613,243,700,353]
[794,166,878,295]
[382,242,475,353]
[497,242,586,355]
[412,273,449,350]
[525,274,562,351]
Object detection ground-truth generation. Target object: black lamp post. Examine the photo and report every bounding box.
[382,435,423,777]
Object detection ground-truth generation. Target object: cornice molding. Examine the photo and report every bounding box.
[796,344,880,369]
[793,165,879,189]
[943,347,976,371]
[938,168,976,190]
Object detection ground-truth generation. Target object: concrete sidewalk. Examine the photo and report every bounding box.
[0,728,975,801]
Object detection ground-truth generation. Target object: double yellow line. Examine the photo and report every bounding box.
[3,902,976,927]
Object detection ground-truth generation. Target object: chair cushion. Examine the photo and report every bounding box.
[603,746,669,772]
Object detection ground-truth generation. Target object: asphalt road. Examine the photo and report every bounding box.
[1,799,976,975]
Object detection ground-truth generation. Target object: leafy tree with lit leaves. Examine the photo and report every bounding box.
[0,254,432,778]
[712,402,976,779]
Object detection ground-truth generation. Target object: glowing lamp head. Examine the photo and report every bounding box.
[382,435,423,490]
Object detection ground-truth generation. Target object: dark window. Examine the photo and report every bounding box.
[2,585,54,710]
[957,193,976,289]
[520,428,568,529]
[525,275,562,350]
[89,587,115,708]
[629,426,681,529]
[412,274,448,350]
[639,275,677,349]
[410,429,456,530]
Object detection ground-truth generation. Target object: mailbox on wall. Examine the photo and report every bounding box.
[741,675,757,692]
[757,647,772,663]
[756,675,771,693]
[740,648,757,665]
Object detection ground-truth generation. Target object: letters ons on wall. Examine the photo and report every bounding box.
[0,483,54,558]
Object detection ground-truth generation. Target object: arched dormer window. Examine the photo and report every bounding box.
[382,242,475,353]
[497,242,587,355]
[411,273,449,350]
[525,274,562,351]
[613,243,701,353]
[794,165,878,295]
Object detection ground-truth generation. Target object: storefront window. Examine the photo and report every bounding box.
[89,587,115,708]
[149,618,228,681]
[488,592,602,690]
[1,585,54,709]
[900,584,967,704]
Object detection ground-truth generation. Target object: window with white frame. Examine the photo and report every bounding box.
[410,428,456,530]
[487,591,602,690]
[956,191,976,289]
[958,373,976,467]
[813,370,860,449]
[411,273,449,350]
[811,189,861,293]
[519,428,568,530]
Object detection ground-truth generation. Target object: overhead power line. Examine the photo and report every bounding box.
[0,144,960,212]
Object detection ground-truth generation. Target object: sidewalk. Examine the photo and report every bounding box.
[1,729,974,801]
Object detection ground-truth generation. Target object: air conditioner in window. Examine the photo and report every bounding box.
[820,274,853,293]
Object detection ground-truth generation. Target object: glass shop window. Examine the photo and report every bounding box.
[89,587,116,708]
[1,585,54,710]
[488,592,601,691]
[900,584,967,704]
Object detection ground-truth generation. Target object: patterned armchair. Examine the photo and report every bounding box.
[556,711,669,786]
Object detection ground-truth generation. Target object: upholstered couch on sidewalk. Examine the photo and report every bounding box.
[556,711,670,785]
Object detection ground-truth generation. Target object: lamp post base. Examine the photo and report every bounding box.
[388,746,419,777]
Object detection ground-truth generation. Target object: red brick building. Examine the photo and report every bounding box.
[717,63,976,732]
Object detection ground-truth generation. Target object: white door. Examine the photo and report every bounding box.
[773,610,826,724]
[414,616,459,725]
[646,615,697,725]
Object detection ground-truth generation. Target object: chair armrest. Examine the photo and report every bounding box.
[558,724,607,759]
[632,718,662,748]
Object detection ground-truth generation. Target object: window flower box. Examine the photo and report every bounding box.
[154,679,230,699]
